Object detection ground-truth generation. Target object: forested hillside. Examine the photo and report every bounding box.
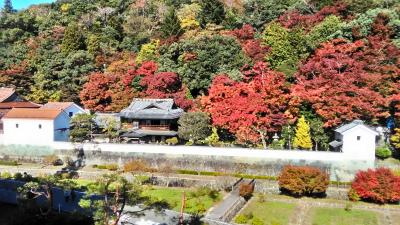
[1,0,399,148]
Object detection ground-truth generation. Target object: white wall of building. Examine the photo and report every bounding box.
[341,126,377,161]
[2,113,71,145]
[3,119,55,145]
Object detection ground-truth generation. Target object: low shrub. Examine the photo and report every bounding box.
[106,164,118,171]
[278,165,329,197]
[0,160,19,166]
[0,171,12,179]
[348,188,360,202]
[375,145,392,159]
[166,137,178,145]
[176,169,199,175]
[93,164,118,171]
[239,183,255,200]
[350,167,400,204]
[234,173,277,180]
[43,155,63,166]
[123,160,154,173]
[234,214,248,224]
[251,217,263,225]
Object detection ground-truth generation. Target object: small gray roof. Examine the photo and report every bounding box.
[119,98,183,120]
[121,129,177,137]
[335,120,378,135]
[329,140,343,148]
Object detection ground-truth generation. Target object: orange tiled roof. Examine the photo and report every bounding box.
[0,88,16,102]
[0,102,41,109]
[40,102,75,110]
[3,108,63,120]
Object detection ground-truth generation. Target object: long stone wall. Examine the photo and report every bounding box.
[0,142,375,181]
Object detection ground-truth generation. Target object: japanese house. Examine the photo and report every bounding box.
[119,98,183,143]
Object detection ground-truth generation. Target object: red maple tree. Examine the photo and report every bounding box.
[292,37,399,127]
[201,62,291,144]
[351,168,400,204]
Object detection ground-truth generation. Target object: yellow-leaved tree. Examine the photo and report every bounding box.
[293,116,313,150]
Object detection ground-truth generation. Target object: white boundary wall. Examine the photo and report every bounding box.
[51,142,375,162]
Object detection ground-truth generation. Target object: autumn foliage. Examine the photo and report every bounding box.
[278,165,329,197]
[350,168,400,204]
[201,62,291,144]
[292,37,399,127]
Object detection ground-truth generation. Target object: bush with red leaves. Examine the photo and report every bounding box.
[239,182,255,200]
[278,165,329,197]
[350,168,400,204]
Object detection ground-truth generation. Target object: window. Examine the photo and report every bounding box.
[15,124,19,128]
[39,124,42,129]
[357,136,361,141]
[69,112,73,117]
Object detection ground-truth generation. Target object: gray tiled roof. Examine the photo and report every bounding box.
[335,120,378,135]
[119,98,183,119]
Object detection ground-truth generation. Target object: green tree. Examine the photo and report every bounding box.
[178,112,212,142]
[61,23,85,55]
[70,114,96,143]
[160,7,182,38]
[79,173,167,225]
[198,0,226,27]
[18,175,77,216]
[3,0,13,13]
[281,124,294,150]
[307,15,344,49]
[293,116,313,150]
[100,116,119,142]
[309,118,329,151]
[262,22,308,78]
[158,35,249,94]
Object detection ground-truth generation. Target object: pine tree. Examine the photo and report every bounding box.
[293,116,313,150]
[3,0,13,13]
[160,7,182,38]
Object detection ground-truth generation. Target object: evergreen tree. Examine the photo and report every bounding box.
[3,0,13,13]
[293,116,313,150]
[61,23,85,55]
[160,7,182,38]
[198,0,226,27]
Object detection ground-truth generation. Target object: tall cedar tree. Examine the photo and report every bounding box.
[160,7,183,38]
[198,0,226,27]
[293,116,313,150]
[3,0,13,13]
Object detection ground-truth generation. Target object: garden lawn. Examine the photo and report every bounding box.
[311,207,379,225]
[235,199,296,225]
[142,187,222,214]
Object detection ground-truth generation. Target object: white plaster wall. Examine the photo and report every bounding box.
[342,126,376,161]
[64,105,86,117]
[3,119,54,145]
[51,142,375,162]
[53,113,70,142]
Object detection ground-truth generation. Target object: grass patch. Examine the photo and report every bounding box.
[142,186,221,214]
[311,207,379,225]
[235,197,296,225]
